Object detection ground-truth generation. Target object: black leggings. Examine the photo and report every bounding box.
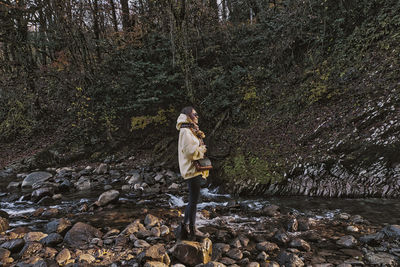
[184,176,202,225]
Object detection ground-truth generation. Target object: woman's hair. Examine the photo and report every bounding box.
[181,106,194,116]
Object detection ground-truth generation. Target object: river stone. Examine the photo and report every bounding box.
[273,231,290,244]
[0,248,11,260]
[381,224,400,238]
[43,247,58,258]
[78,253,96,264]
[134,239,150,248]
[0,217,9,233]
[257,251,269,261]
[94,163,108,174]
[289,238,311,251]
[227,248,243,260]
[122,219,146,235]
[160,225,170,236]
[359,232,385,244]
[145,214,160,228]
[139,244,170,265]
[172,238,212,266]
[7,181,21,190]
[121,185,130,191]
[256,241,279,252]
[128,172,141,184]
[31,187,54,202]
[1,238,25,253]
[0,169,14,179]
[198,262,227,267]
[45,218,72,235]
[22,172,52,188]
[64,222,103,248]
[144,261,168,267]
[40,233,63,246]
[95,190,120,206]
[24,232,48,242]
[262,205,280,217]
[336,235,357,248]
[56,248,71,265]
[214,243,230,253]
[287,217,298,232]
[19,242,43,259]
[365,252,397,265]
[75,176,91,191]
[278,251,304,267]
[219,257,236,265]
[346,226,359,232]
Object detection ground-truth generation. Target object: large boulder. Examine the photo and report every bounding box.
[95,190,120,206]
[64,222,103,248]
[1,238,25,253]
[22,172,52,188]
[172,238,212,266]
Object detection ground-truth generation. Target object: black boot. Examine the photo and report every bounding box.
[177,222,190,240]
[189,224,209,240]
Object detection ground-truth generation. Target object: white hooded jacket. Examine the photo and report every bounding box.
[176,114,209,179]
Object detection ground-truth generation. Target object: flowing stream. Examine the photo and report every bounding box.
[1,173,399,233]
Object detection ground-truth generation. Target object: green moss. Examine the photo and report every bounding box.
[222,151,284,185]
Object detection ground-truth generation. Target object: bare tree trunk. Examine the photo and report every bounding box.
[120,0,131,31]
[91,0,102,60]
[109,0,119,32]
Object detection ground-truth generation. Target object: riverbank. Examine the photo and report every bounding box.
[0,157,399,266]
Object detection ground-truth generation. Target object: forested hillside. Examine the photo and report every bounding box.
[1,0,399,197]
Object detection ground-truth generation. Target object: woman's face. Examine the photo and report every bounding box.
[190,109,199,124]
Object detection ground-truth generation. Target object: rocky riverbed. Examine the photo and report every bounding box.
[0,157,399,266]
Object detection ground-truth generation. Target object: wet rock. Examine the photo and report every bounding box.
[56,248,71,265]
[31,188,54,202]
[273,231,290,244]
[22,172,52,188]
[219,257,236,265]
[0,248,11,260]
[45,218,72,235]
[105,185,113,191]
[103,229,120,239]
[226,248,243,260]
[297,218,310,231]
[19,242,43,259]
[289,238,311,252]
[151,227,161,237]
[52,194,62,200]
[37,196,54,206]
[338,213,351,220]
[95,190,120,206]
[262,205,280,217]
[7,181,21,190]
[24,232,48,242]
[0,169,14,179]
[287,217,298,232]
[381,224,400,238]
[340,249,362,258]
[139,244,170,265]
[247,262,260,267]
[160,225,170,236]
[231,238,242,248]
[346,226,359,233]
[64,222,103,248]
[43,247,58,258]
[122,219,146,235]
[145,214,160,228]
[94,163,108,174]
[75,176,91,191]
[144,261,168,267]
[265,261,280,267]
[336,235,357,248]
[134,239,151,248]
[0,217,9,233]
[128,172,142,184]
[172,238,212,266]
[40,233,63,247]
[1,238,25,253]
[359,231,385,244]
[121,185,131,191]
[256,241,279,252]
[257,251,269,261]
[58,179,72,192]
[365,252,397,266]
[278,251,304,267]
[78,253,96,264]
[168,183,180,190]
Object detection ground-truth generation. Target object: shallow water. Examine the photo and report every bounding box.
[0,176,399,232]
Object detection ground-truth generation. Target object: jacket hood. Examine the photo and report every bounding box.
[176,114,190,130]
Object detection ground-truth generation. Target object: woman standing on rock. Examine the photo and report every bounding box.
[176,106,210,240]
